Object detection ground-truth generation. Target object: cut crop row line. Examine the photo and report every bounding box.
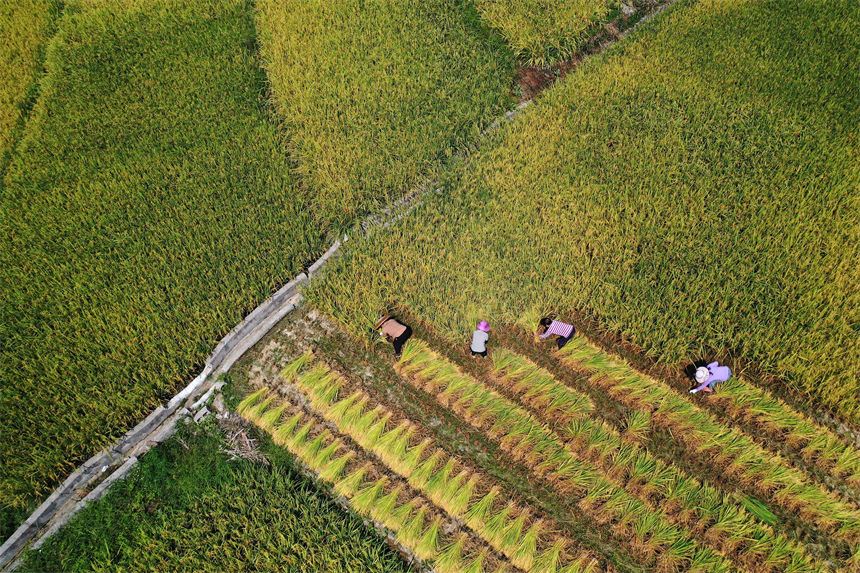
[397,339,733,573]
[708,378,860,494]
[487,348,827,573]
[556,337,860,545]
[493,323,855,566]
[535,315,860,500]
[280,351,601,573]
[237,388,515,573]
[413,323,823,573]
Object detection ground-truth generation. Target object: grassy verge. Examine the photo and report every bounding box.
[17,420,411,572]
[0,0,61,173]
[475,0,615,66]
[255,0,515,224]
[1,0,325,513]
[308,0,860,423]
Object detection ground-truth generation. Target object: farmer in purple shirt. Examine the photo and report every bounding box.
[689,361,732,394]
[537,317,575,349]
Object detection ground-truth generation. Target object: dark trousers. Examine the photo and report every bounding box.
[393,326,412,356]
[471,348,488,357]
[557,333,573,349]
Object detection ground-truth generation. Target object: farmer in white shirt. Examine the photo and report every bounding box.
[470,321,491,357]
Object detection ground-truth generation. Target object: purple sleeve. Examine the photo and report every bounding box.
[707,361,719,369]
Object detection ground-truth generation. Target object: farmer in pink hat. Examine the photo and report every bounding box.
[470,320,491,357]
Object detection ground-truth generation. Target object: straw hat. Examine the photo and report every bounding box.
[695,367,709,384]
[375,315,392,330]
[477,320,491,332]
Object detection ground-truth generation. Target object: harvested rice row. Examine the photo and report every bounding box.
[556,337,860,544]
[397,339,733,573]
[237,387,514,573]
[708,378,860,492]
[490,348,828,573]
[491,348,594,425]
[280,351,602,573]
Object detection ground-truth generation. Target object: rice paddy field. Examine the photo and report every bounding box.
[310,0,860,425]
[3,0,859,570]
[0,0,516,527]
[0,0,60,170]
[475,0,616,65]
[0,0,322,520]
[255,0,515,223]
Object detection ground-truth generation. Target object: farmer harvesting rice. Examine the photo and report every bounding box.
[376,315,412,358]
[536,317,575,349]
[689,361,732,394]
[470,320,491,357]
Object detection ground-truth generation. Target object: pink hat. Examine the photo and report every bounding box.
[477,320,490,332]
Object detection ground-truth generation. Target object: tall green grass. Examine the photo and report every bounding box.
[255,0,515,224]
[475,0,614,66]
[17,424,412,572]
[1,0,325,511]
[0,0,61,170]
[309,0,860,423]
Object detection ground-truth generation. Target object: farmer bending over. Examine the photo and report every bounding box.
[689,361,732,394]
[537,317,575,349]
[376,315,412,358]
[470,320,491,357]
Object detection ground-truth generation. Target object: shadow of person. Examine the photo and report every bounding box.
[684,359,709,388]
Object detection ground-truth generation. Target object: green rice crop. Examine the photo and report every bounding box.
[475,0,614,66]
[255,0,515,224]
[308,0,860,424]
[17,424,412,572]
[2,0,521,519]
[0,0,60,169]
[0,0,331,514]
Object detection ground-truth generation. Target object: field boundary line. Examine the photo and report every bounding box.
[0,1,66,186]
[0,1,678,567]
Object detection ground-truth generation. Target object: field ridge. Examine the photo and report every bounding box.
[0,0,64,182]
